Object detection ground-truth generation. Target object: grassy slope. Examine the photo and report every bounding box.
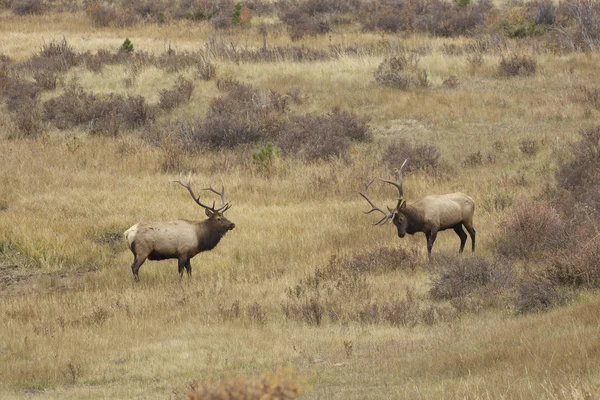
[1,12,600,399]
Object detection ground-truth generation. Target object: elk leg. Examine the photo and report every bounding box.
[453,224,468,254]
[131,256,146,281]
[427,230,438,256]
[185,260,192,277]
[464,223,476,253]
[178,258,187,279]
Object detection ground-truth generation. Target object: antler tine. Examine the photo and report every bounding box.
[357,180,393,225]
[171,179,214,210]
[380,158,408,200]
[200,182,230,212]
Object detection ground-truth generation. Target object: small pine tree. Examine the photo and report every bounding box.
[231,2,242,24]
[120,38,134,53]
[253,142,280,172]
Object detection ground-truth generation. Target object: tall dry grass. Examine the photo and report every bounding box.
[1,11,600,400]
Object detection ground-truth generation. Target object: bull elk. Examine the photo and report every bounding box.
[358,160,476,255]
[124,180,235,280]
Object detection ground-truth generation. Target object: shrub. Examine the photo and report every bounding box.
[429,255,513,302]
[556,0,600,52]
[498,54,537,76]
[516,274,567,313]
[374,53,428,89]
[277,108,371,161]
[556,125,600,213]
[43,83,155,134]
[277,0,349,40]
[339,246,420,274]
[87,3,119,27]
[185,367,304,400]
[158,76,194,111]
[495,198,568,260]
[382,138,441,173]
[252,141,280,173]
[5,79,44,137]
[519,139,539,156]
[25,38,78,74]
[195,54,217,81]
[547,240,600,288]
[33,70,57,90]
[5,80,40,113]
[120,38,134,53]
[11,0,44,15]
[282,255,371,325]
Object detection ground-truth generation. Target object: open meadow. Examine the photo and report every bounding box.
[1,1,600,398]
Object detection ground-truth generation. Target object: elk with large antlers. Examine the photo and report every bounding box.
[358,160,476,255]
[124,180,235,280]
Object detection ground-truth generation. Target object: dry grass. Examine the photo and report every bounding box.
[1,11,600,400]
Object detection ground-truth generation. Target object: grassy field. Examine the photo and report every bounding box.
[1,7,600,400]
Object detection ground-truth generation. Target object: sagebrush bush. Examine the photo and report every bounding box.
[429,255,513,302]
[277,108,371,161]
[556,125,600,212]
[498,54,537,76]
[195,53,217,81]
[374,53,428,89]
[11,0,44,15]
[382,138,441,173]
[283,255,371,325]
[277,0,350,40]
[556,0,600,51]
[547,241,600,288]
[495,198,568,259]
[43,83,155,134]
[158,76,194,111]
[340,246,421,273]
[516,274,567,313]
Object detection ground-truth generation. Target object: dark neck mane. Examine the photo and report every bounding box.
[402,205,424,234]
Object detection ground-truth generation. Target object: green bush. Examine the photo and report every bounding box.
[120,38,134,53]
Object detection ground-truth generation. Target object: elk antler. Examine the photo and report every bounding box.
[357,179,395,225]
[172,179,231,213]
[200,182,232,213]
[380,158,408,209]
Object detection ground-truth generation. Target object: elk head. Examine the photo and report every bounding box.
[358,159,408,237]
[172,179,235,233]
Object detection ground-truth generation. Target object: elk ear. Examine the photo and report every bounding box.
[205,208,214,217]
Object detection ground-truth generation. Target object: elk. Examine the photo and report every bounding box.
[124,180,235,280]
[358,160,476,255]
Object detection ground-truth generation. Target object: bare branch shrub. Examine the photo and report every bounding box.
[495,198,568,260]
[195,53,217,81]
[556,125,600,213]
[374,53,428,89]
[11,0,44,15]
[277,108,371,161]
[498,53,537,76]
[556,0,600,51]
[43,83,155,134]
[429,255,513,304]
[382,138,441,173]
[158,76,194,111]
[516,274,568,313]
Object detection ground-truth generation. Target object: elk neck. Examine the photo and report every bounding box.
[195,219,227,252]
[401,204,425,234]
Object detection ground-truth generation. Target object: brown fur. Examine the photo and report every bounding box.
[125,209,235,280]
[359,160,476,255]
[393,192,476,255]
